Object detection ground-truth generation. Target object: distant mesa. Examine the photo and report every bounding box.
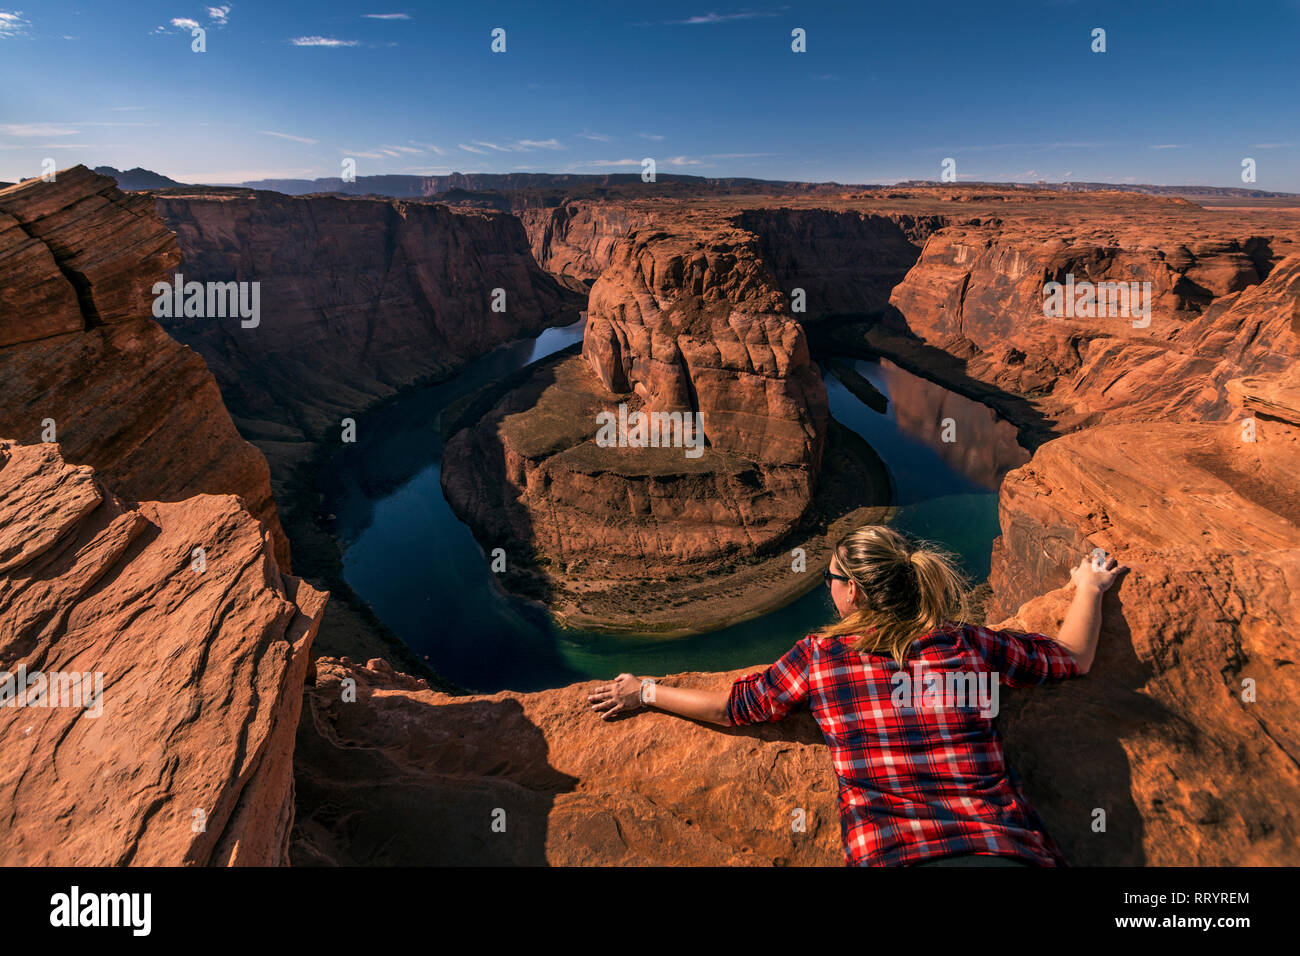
[93,165,186,190]
[81,165,1300,203]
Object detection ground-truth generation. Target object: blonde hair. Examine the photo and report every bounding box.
[818,525,970,666]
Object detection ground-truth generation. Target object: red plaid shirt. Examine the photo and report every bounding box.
[725,621,1082,866]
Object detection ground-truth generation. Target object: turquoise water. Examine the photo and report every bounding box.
[319,323,1028,693]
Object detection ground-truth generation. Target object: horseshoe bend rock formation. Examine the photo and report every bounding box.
[440,210,869,631]
[0,166,289,568]
[0,439,327,865]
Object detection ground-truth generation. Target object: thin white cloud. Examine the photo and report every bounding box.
[465,138,560,153]
[1148,144,1185,150]
[458,143,489,154]
[572,158,645,167]
[638,132,664,141]
[666,8,787,25]
[0,123,78,136]
[921,141,1114,154]
[577,131,612,142]
[290,36,359,47]
[411,141,446,154]
[206,5,231,22]
[364,12,410,19]
[1249,142,1294,149]
[0,10,31,38]
[171,17,200,30]
[259,129,318,144]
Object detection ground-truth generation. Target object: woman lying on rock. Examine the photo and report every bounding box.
[586,524,1127,867]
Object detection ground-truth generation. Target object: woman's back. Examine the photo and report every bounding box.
[725,621,1082,866]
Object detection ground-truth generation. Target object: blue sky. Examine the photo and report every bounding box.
[2,1,1298,188]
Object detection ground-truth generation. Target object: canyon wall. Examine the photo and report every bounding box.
[516,200,653,286]
[737,208,949,318]
[153,190,584,444]
[0,439,327,865]
[887,217,1283,418]
[0,166,289,567]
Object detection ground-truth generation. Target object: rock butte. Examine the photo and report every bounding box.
[1,166,1297,864]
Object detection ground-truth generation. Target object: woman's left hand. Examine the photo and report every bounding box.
[587,673,644,720]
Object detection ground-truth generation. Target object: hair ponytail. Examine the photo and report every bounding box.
[818,525,970,666]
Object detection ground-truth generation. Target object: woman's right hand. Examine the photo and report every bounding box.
[1070,552,1129,593]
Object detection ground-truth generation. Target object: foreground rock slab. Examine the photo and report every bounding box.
[292,657,841,866]
[0,439,327,865]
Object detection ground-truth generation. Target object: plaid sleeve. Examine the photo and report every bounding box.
[962,623,1081,688]
[726,636,815,725]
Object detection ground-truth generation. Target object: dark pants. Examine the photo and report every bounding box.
[912,853,1034,867]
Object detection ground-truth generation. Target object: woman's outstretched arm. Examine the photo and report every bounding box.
[587,636,815,725]
[1054,553,1129,674]
[586,675,731,724]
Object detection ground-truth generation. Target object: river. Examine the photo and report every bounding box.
[318,318,1029,693]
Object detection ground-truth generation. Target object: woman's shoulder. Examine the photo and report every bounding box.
[803,632,857,654]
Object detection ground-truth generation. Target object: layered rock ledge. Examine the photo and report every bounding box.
[0,439,327,865]
[0,166,289,567]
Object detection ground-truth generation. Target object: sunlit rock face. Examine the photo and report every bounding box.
[0,166,289,567]
[0,439,327,865]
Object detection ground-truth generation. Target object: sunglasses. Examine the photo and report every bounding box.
[823,568,852,586]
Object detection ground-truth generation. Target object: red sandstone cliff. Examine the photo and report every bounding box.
[0,167,290,568]
[887,215,1285,421]
[987,413,1300,865]
[517,200,653,287]
[0,439,327,865]
[153,189,585,445]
